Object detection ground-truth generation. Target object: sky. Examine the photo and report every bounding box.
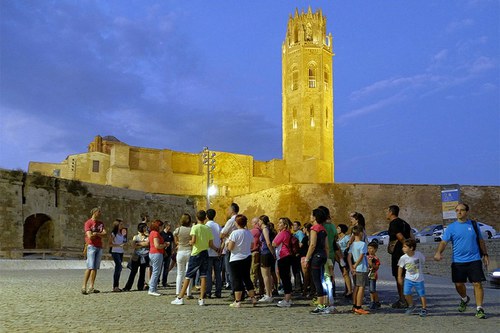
[1,0,499,186]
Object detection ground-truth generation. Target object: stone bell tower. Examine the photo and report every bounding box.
[282,7,334,183]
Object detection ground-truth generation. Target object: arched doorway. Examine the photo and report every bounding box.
[24,214,55,249]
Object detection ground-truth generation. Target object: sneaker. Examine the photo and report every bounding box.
[278,288,285,296]
[258,295,274,303]
[391,299,407,309]
[276,300,292,308]
[354,308,370,315]
[405,306,416,315]
[420,308,428,317]
[171,297,184,305]
[323,306,338,314]
[475,308,486,319]
[229,301,241,308]
[310,305,326,314]
[198,299,206,306]
[148,291,161,297]
[458,296,470,312]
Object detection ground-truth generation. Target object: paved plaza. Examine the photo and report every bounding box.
[0,260,499,333]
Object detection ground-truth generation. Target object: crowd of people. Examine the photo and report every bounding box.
[82,202,490,319]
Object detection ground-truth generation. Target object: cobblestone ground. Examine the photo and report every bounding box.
[0,263,499,333]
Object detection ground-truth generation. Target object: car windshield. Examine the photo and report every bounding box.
[419,225,437,233]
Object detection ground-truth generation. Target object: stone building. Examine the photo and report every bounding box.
[28,7,335,201]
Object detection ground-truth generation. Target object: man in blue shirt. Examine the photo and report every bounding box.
[434,203,489,319]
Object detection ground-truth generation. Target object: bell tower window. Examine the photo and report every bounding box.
[325,108,329,128]
[324,67,329,91]
[308,67,316,88]
[292,108,298,129]
[292,69,299,91]
[310,106,315,127]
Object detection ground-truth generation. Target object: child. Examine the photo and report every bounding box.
[367,241,381,310]
[398,238,427,317]
[337,224,353,298]
[348,226,369,314]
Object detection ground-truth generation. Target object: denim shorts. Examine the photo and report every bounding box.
[86,245,102,269]
[403,279,425,297]
[369,279,377,293]
[185,250,209,279]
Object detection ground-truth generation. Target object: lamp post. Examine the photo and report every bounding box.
[202,147,216,209]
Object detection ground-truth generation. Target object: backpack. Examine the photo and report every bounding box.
[289,234,300,257]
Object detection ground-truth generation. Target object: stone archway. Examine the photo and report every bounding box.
[23,214,55,249]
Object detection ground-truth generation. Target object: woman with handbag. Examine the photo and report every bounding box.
[123,223,150,291]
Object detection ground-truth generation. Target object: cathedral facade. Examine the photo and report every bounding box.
[28,8,334,199]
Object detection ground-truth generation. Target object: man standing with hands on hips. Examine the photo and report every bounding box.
[434,203,489,319]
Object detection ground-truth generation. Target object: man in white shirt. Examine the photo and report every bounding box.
[220,203,239,296]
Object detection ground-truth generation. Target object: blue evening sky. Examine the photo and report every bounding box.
[1,1,499,185]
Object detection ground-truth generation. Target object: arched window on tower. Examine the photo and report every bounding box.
[292,68,299,91]
[294,27,299,43]
[310,106,315,127]
[324,66,329,91]
[325,108,329,128]
[308,67,316,88]
[292,108,298,129]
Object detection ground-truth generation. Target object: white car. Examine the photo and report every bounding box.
[368,230,389,245]
[433,221,496,241]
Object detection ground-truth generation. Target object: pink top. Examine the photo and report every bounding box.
[273,230,292,259]
[149,230,165,255]
[250,227,262,252]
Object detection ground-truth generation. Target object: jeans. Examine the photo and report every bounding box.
[224,251,233,291]
[86,245,102,270]
[206,256,222,296]
[176,250,192,296]
[148,253,163,293]
[124,257,148,291]
[161,255,172,286]
[111,252,123,288]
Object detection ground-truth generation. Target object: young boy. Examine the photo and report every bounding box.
[367,241,381,310]
[348,226,369,315]
[398,238,427,317]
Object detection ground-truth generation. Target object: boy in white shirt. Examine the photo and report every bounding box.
[398,238,427,317]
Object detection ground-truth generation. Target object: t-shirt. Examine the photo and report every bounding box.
[273,230,292,259]
[367,254,380,280]
[293,230,305,243]
[338,234,350,252]
[190,223,213,256]
[174,226,192,252]
[388,218,411,256]
[324,222,337,259]
[311,224,327,257]
[149,230,165,255]
[206,220,221,257]
[228,228,253,262]
[398,251,425,282]
[111,232,126,254]
[250,226,262,252]
[160,230,174,256]
[84,219,105,248]
[349,241,368,272]
[442,220,482,263]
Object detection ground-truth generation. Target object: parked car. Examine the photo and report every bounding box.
[434,222,497,241]
[368,230,389,245]
[416,224,444,237]
[488,268,500,287]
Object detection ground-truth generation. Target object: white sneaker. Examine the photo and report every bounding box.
[198,299,206,306]
[258,295,274,303]
[276,300,292,308]
[324,306,338,314]
[148,291,161,296]
[171,297,184,305]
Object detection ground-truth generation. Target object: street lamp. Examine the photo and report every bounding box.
[202,147,217,209]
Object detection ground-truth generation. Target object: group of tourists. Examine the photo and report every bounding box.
[82,202,490,319]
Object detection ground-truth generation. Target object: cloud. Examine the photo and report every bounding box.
[446,18,474,34]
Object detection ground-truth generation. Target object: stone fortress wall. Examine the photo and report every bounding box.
[2,169,498,260]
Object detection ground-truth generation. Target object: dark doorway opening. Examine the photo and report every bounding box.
[23,214,54,249]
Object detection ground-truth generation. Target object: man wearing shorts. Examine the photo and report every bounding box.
[82,207,107,294]
[434,203,490,319]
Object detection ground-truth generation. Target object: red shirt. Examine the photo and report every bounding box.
[149,230,165,255]
[250,227,262,252]
[84,219,104,248]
